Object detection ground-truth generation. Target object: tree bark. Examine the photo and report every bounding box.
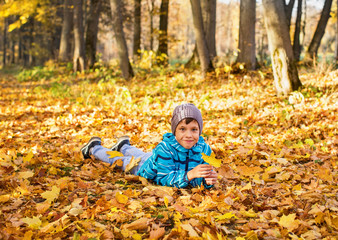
[85,0,101,68]
[236,0,256,70]
[306,0,333,60]
[262,0,302,96]
[293,0,303,61]
[202,0,216,60]
[336,0,338,63]
[190,0,214,75]
[73,0,86,72]
[59,0,73,62]
[283,0,295,28]
[186,0,216,67]
[133,0,141,59]
[110,0,134,80]
[3,18,7,66]
[157,0,169,64]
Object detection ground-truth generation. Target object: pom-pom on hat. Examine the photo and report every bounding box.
[171,103,203,135]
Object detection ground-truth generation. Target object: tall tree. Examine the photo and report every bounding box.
[262,0,302,96]
[202,0,216,60]
[190,0,214,75]
[147,0,155,51]
[73,0,86,72]
[110,0,134,80]
[133,0,141,60]
[85,0,101,68]
[59,0,73,62]
[2,18,7,66]
[236,0,256,70]
[336,0,338,63]
[306,0,333,60]
[186,0,216,67]
[157,0,169,65]
[293,0,303,61]
[283,0,296,28]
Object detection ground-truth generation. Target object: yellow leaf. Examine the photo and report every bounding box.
[23,230,33,240]
[41,186,60,203]
[18,171,34,179]
[278,214,299,231]
[0,194,10,203]
[202,152,221,168]
[23,152,34,162]
[164,196,169,208]
[181,223,199,237]
[132,233,142,240]
[292,184,302,191]
[116,192,128,204]
[125,157,141,172]
[240,209,257,218]
[21,216,42,229]
[49,166,58,175]
[215,212,238,221]
[106,151,124,158]
[240,182,252,192]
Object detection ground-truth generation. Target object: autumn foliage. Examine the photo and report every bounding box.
[0,64,337,239]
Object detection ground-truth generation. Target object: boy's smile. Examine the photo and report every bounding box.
[175,120,200,149]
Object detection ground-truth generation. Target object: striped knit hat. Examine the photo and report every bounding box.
[171,103,203,135]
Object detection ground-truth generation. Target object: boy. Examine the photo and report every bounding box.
[81,103,218,188]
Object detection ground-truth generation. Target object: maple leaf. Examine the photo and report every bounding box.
[21,216,42,229]
[125,157,141,172]
[106,150,123,158]
[41,185,60,203]
[202,152,221,168]
[215,212,238,221]
[23,152,34,162]
[278,214,299,231]
[115,191,128,204]
[18,170,34,179]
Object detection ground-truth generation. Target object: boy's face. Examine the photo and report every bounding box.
[175,119,200,149]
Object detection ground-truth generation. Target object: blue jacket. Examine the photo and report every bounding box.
[137,133,213,188]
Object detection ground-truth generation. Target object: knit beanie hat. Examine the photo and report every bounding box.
[171,103,203,135]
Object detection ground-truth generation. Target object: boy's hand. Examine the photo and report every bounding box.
[204,170,218,185]
[187,164,213,181]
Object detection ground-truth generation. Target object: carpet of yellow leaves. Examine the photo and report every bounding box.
[0,67,337,239]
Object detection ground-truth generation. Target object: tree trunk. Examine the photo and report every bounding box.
[236,0,256,70]
[262,0,302,96]
[190,0,214,75]
[186,0,216,67]
[85,0,101,68]
[133,0,141,59]
[3,18,7,66]
[147,0,155,51]
[202,0,216,60]
[293,0,303,61]
[284,0,295,28]
[110,0,134,80]
[157,0,169,65]
[306,0,333,60]
[73,0,86,72]
[59,0,73,62]
[336,0,338,63]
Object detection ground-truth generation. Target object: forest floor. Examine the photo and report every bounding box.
[0,63,337,239]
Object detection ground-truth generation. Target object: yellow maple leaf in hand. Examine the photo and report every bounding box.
[202,152,222,168]
[41,186,60,203]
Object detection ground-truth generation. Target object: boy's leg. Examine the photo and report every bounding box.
[91,145,132,166]
[120,144,152,174]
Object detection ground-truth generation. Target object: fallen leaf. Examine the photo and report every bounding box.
[21,216,42,229]
[202,152,222,168]
[125,157,141,172]
[41,185,60,203]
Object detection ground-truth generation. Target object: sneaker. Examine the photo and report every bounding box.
[81,137,102,159]
[110,136,130,152]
